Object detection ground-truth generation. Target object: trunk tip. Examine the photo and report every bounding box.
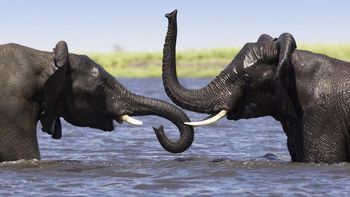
[165,9,177,19]
[153,125,164,136]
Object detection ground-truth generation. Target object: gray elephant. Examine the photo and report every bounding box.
[0,40,194,162]
[162,10,350,163]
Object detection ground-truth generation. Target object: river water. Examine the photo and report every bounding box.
[1,78,349,196]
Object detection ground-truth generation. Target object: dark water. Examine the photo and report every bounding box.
[1,78,350,196]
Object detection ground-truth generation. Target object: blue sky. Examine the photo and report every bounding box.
[1,1,349,52]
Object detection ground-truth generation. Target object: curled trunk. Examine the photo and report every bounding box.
[127,93,194,153]
[162,10,230,114]
[103,70,194,153]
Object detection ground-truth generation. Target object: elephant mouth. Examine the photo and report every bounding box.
[226,111,240,121]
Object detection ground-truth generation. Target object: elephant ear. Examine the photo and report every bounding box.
[274,33,299,121]
[276,33,297,79]
[40,41,69,139]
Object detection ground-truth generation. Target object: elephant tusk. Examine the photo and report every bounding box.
[120,115,143,126]
[184,110,228,127]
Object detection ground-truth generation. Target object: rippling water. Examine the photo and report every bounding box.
[1,78,350,196]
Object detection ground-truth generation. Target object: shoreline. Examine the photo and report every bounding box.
[88,44,350,78]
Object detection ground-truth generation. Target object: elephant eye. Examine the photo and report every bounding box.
[242,74,251,82]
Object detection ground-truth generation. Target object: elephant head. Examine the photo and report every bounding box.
[162,10,301,126]
[40,40,194,153]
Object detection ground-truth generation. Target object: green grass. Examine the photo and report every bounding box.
[88,44,350,78]
[298,44,350,61]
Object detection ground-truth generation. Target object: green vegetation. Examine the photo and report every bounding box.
[88,44,350,78]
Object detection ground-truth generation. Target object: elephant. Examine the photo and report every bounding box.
[161,10,350,163]
[0,40,194,162]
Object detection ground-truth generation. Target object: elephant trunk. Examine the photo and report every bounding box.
[126,92,194,153]
[162,10,230,114]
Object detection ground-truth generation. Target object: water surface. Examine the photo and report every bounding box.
[1,78,349,196]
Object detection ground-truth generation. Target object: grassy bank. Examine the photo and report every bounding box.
[89,44,350,78]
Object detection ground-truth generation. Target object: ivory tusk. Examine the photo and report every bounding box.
[184,110,227,127]
[120,115,143,126]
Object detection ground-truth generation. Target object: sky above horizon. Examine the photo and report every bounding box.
[1,1,349,52]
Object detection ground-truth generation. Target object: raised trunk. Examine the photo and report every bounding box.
[127,93,194,153]
[162,10,229,114]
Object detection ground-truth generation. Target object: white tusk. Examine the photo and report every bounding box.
[120,115,143,126]
[184,110,227,127]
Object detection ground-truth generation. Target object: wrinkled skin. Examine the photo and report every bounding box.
[162,10,350,163]
[0,41,194,162]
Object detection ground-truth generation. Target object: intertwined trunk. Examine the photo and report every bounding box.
[104,65,194,153]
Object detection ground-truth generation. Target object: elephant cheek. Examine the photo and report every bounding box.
[226,103,256,120]
[245,103,257,114]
